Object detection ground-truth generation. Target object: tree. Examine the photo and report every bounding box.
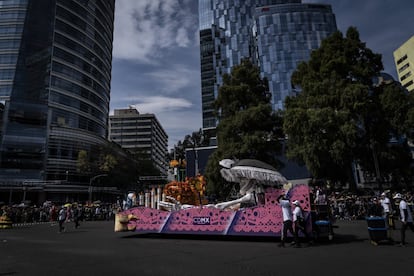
[204,58,283,199]
[169,128,210,161]
[284,27,414,190]
[77,150,90,173]
[183,128,208,149]
[75,142,142,191]
[99,154,118,172]
[362,81,414,187]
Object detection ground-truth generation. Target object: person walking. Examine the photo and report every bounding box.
[367,197,383,217]
[292,200,312,247]
[58,206,67,233]
[393,193,414,246]
[49,204,57,226]
[380,192,394,230]
[277,194,297,247]
[72,205,80,229]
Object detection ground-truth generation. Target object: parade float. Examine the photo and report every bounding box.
[115,159,314,237]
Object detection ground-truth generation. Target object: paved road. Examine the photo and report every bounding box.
[0,219,413,276]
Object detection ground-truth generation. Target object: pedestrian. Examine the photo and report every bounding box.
[58,206,67,233]
[367,197,383,217]
[393,193,414,246]
[72,205,80,229]
[380,192,394,230]
[292,200,312,247]
[277,194,297,247]
[49,204,57,226]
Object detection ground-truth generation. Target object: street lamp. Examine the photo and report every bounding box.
[88,174,108,202]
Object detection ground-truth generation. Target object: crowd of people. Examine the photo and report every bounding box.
[0,201,120,225]
[314,188,414,221]
[309,187,414,246]
[2,187,413,243]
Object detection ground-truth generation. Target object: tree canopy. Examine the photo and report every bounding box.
[284,27,414,190]
[168,128,210,162]
[204,59,283,199]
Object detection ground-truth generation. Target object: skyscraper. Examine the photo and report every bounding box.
[0,1,115,193]
[198,0,336,133]
[255,3,337,109]
[393,35,414,93]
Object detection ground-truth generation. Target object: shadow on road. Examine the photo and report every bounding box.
[121,232,280,243]
[120,232,367,246]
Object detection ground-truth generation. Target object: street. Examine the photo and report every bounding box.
[0,219,413,276]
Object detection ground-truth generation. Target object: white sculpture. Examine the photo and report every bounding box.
[214,178,264,210]
[159,159,286,211]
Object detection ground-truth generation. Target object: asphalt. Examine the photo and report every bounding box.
[0,219,413,276]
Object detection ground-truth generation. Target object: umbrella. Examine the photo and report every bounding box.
[220,159,288,186]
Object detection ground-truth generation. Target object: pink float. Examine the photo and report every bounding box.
[115,184,312,237]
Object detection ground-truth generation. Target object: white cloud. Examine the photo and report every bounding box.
[176,27,191,47]
[111,1,201,149]
[131,96,193,114]
[144,66,195,94]
[113,0,197,63]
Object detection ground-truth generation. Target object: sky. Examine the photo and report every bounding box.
[110,0,414,151]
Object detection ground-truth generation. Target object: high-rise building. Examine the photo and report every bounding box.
[394,35,414,93]
[0,0,115,198]
[109,108,168,175]
[255,3,337,109]
[198,0,336,134]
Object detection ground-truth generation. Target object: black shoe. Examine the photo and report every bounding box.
[278,243,285,248]
[293,244,301,248]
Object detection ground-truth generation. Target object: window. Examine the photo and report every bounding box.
[397,54,407,65]
[399,63,410,73]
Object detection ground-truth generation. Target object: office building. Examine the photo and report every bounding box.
[394,35,414,92]
[109,108,168,175]
[254,3,337,109]
[0,0,115,202]
[199,0,336,133]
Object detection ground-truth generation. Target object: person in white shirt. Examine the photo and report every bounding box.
[380,192,394,229]
[58,206,67,233]
[393,193,414,246]
[277,194,297,247]
[292,200,312,246]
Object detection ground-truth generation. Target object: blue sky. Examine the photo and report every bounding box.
[110,0,414,150]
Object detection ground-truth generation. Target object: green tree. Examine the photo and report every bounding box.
[76,143,141,191]
[359,81,414,187]
[99,153,118,172]
[204,59,283,199]
[77,150,90,173]
[169,128,210,161]
[284,27,413,190]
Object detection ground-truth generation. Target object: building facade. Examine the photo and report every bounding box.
[254,3,337,109]
[198,0,336,133]
[394,35,414,93]
[0,0,115,202]
[109,108,168,176]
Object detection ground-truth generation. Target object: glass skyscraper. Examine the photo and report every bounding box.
[255,3,337,109]
[0,0,115,188]
[199,0,337,130]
